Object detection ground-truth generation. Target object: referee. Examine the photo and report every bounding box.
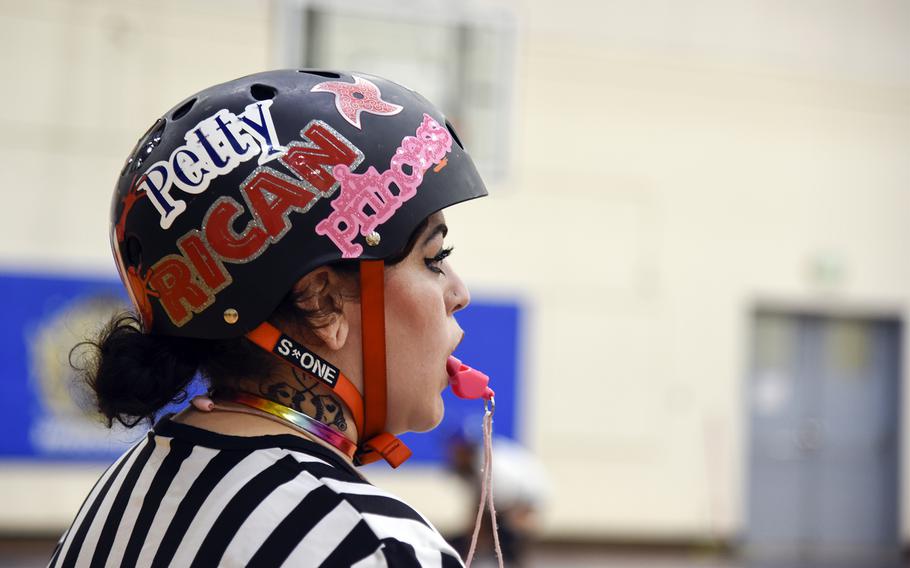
[50,69,488,567]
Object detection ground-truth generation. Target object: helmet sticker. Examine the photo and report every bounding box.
[310,75,403,129]
[177,230,232,294]
[315,114,453,258]
[110,221,155,329]
[279,121,364,198]
[113,174,149,244]
[135,120,365,327]
[138,100,286,230]
[111,174,156,328]
[147,253,216,327]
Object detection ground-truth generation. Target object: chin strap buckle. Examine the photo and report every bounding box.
[355,432,412,468]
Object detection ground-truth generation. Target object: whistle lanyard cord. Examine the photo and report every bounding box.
[464,399,503,568]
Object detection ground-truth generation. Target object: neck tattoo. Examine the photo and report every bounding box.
[258,369,349,433]
[215,391,358,460]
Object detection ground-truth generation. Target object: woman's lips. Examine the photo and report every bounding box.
[443,333,465,391]
[446,355,461,376]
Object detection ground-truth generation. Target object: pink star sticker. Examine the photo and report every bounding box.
[311,75,403,130]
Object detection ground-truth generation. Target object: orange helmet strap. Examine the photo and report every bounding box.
[357,259,412,468]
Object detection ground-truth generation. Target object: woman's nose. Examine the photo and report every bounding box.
[447,268,471,314]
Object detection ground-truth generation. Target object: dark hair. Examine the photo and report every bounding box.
[74,218,431,429]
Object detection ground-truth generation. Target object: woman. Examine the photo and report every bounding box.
[50,69,488,567]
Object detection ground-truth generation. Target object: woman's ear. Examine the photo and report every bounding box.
[292,267,350,351]
[315,313,349,352]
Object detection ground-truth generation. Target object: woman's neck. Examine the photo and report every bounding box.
[236,368,359,444]
[172,366,360,466]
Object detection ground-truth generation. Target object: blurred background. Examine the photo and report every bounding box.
[1,0,909,566]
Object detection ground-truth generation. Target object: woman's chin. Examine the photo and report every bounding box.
[411,398,445,433]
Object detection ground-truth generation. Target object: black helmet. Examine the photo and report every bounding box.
[112,69,486,339]
[110,69,488,467]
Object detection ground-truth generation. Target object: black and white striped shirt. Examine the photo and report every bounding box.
[49,416,464,567]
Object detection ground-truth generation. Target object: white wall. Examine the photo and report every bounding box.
[0,0,271,272]
[2,0,910,543]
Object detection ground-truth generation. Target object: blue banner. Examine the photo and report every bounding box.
[0,271,520,465]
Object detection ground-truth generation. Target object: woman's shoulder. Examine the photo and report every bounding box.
[152,415,463,564]
[52,418,463,567]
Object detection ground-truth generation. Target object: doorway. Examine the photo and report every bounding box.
[746,310,901,568]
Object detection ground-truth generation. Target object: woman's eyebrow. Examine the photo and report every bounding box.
[421,223,448,246]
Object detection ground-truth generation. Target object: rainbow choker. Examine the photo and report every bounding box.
[217,392,357,460]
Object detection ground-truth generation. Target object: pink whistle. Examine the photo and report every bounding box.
[447,356,495,400]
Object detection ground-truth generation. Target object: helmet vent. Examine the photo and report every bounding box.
[171,98,196,120]
[125,236,143,267]
[298,69,341,79]
[445,120,465,150]
[250,83,277,101]
[122,118,167,176]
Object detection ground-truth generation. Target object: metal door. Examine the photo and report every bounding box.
[746,311,901,568]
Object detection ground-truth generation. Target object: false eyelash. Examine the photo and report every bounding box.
[425,246,454,273]
[432,246,453,263]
